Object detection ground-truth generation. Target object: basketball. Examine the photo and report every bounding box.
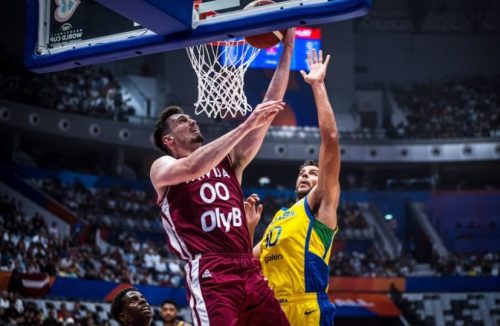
[243,0,286,49]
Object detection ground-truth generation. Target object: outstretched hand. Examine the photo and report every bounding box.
[244,193,263,232]
[246,100,285,130]
[300,49,330,85]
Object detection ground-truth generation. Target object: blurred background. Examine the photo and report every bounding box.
[0,0,499,325]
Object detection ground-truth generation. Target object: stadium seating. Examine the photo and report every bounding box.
[0,67,136,122]
[402,292,500,326]
[389,75,500,139]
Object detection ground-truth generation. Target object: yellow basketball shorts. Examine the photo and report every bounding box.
[278,292,336,326]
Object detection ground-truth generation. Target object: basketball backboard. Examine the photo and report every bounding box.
[12,0,371,72]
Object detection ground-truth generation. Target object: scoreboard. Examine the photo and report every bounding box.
[221,27,322,71]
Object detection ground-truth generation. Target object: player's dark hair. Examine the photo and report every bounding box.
[111,287,138,324]
[299,160,319,172]
[153,106,183,155]
[160,299,179,310]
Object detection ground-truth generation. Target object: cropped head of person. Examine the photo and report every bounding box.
[154,106,204,157]
[295,160,319,200]
[111,288,153,326]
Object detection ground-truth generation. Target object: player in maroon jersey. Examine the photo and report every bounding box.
[150,29,295,326]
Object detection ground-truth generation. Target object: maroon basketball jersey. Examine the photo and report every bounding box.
[157,156,252,260]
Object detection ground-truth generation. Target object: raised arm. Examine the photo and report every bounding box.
[231,28,295,181]
[262,28,296,103]
[150,101,284,193]
[302,50,341,230]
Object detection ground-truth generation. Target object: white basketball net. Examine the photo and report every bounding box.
[186,40,260,118]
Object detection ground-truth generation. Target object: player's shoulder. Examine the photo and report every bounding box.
[272,207,287,219]
[151,155,176,170]
[272,201,299,219]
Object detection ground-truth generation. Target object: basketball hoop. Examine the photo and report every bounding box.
[186,39,260,119]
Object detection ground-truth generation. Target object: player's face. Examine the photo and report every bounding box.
[295,165,319,200]
[121,291,153,325]
[168,113,204,146]
[159,303,177,323]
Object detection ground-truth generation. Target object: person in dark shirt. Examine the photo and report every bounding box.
[111,288,153,326]
[159,300,192,326]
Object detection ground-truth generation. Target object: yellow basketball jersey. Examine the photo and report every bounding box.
[259,197,338,297]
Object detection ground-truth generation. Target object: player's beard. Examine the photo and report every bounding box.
[191,134,204,143]
[163,316,176,323]
[295,188,309,201]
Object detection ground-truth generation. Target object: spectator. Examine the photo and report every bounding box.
[43,309,62,326]
[57,302,74,325]
[48,222,60,239]
[111,288,153,326]
[0,290,9,309]
[10,292,23,314]
[159,300,191,326]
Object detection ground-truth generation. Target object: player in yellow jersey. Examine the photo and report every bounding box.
[250,49,340,326]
